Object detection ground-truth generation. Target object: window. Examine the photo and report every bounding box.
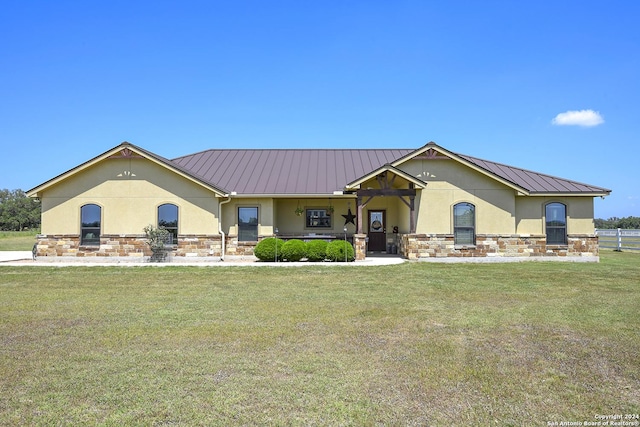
[158,203,178,244]
[454,203,475,245]
[306,209,332,228]
[546,203,567,245]
[80,204,101,246]
[238,207,258,241]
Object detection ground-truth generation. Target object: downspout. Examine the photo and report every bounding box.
[218,194,232,261]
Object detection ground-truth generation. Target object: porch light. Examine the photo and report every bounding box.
[344,226,348,262]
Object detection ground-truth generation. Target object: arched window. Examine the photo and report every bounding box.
[545,203,567,245]
[158,204,178,243]
[80,204,101,246]
[454,202,475,245]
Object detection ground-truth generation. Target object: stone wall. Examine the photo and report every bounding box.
[35,234,222,258]
[175,235,222,257]
[224,234,259,257]
[399,234,599,260]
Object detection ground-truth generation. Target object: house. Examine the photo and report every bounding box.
[27,141,611,261]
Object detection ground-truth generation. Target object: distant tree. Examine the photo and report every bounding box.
[0,189,41,231]
[595,216,640,230]
[617,216,640,229]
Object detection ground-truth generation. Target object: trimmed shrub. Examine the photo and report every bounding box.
[253,237,285,262]
[306,240,328,262]
[326,240,354,262]
[281,239,307,262]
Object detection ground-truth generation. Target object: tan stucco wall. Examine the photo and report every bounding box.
[38,154,597,242]
[274,199,358,235]
[398,159,516,234]
[224,198,359,236]
[40,158,220,235]
[222,198,274,236]
[516,196,595,235]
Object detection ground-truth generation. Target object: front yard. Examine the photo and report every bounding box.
[1,252,638,425]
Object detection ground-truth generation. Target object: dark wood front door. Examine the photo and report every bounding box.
[368,210,386,252]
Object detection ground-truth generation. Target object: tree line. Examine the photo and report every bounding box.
[0,189,41,231]
[1,188,639,231]
[594,216,640,230]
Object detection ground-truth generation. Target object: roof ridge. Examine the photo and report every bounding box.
[172,147,414,160]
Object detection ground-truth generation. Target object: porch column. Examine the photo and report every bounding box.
[409,195,416,234]
[357,196,364,234]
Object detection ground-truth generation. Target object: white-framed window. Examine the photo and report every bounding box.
[238,206,259,241]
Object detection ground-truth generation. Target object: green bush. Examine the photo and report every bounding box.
[281,239,307,262]
[254,237,285,262]
[306,240,328,262]
[325,240,354,262]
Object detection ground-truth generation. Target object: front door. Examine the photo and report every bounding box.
[368,210,386,252]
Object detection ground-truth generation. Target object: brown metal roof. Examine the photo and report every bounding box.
[171,149,413,195]
[457,153,611,194]
[169,145,611,196]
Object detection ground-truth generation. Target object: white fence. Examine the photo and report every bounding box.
[595,229,640,251]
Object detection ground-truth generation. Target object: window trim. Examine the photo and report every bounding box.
[453,202,475,246]
[545,202,567,245]
[80,203,101,246]
[238,206,259,242]
[158,203,179,244]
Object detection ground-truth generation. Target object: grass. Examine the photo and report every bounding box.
[0,230,39,251]
[1,252,639,425]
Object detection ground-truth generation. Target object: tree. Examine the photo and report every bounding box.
[595,216,640,229]
[0,189,41,231]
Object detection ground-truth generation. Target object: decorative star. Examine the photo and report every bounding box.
[342,208,356,226]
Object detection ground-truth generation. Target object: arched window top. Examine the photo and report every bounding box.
[545,202,566,225]
[158,204,178,227]
[81,204,101,226]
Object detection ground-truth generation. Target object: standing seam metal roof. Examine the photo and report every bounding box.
[169,147,610,195]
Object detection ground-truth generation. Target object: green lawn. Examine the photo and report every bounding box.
[1,252,638,426]
[0,230,39,251]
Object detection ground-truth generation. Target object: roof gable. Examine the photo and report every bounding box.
[27,142,228,197]
[391,142,611,196]
[345,164,428,190]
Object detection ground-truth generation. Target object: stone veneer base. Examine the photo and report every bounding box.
[35,234,223,258]
[399,233,599,261]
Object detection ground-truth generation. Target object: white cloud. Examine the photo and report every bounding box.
[552,109,604,127]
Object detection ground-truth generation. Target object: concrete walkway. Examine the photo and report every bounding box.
[0,251,405,267]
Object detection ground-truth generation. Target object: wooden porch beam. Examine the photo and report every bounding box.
[356,189,416,197]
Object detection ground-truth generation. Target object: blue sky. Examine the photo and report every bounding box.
[1,1,638,218]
